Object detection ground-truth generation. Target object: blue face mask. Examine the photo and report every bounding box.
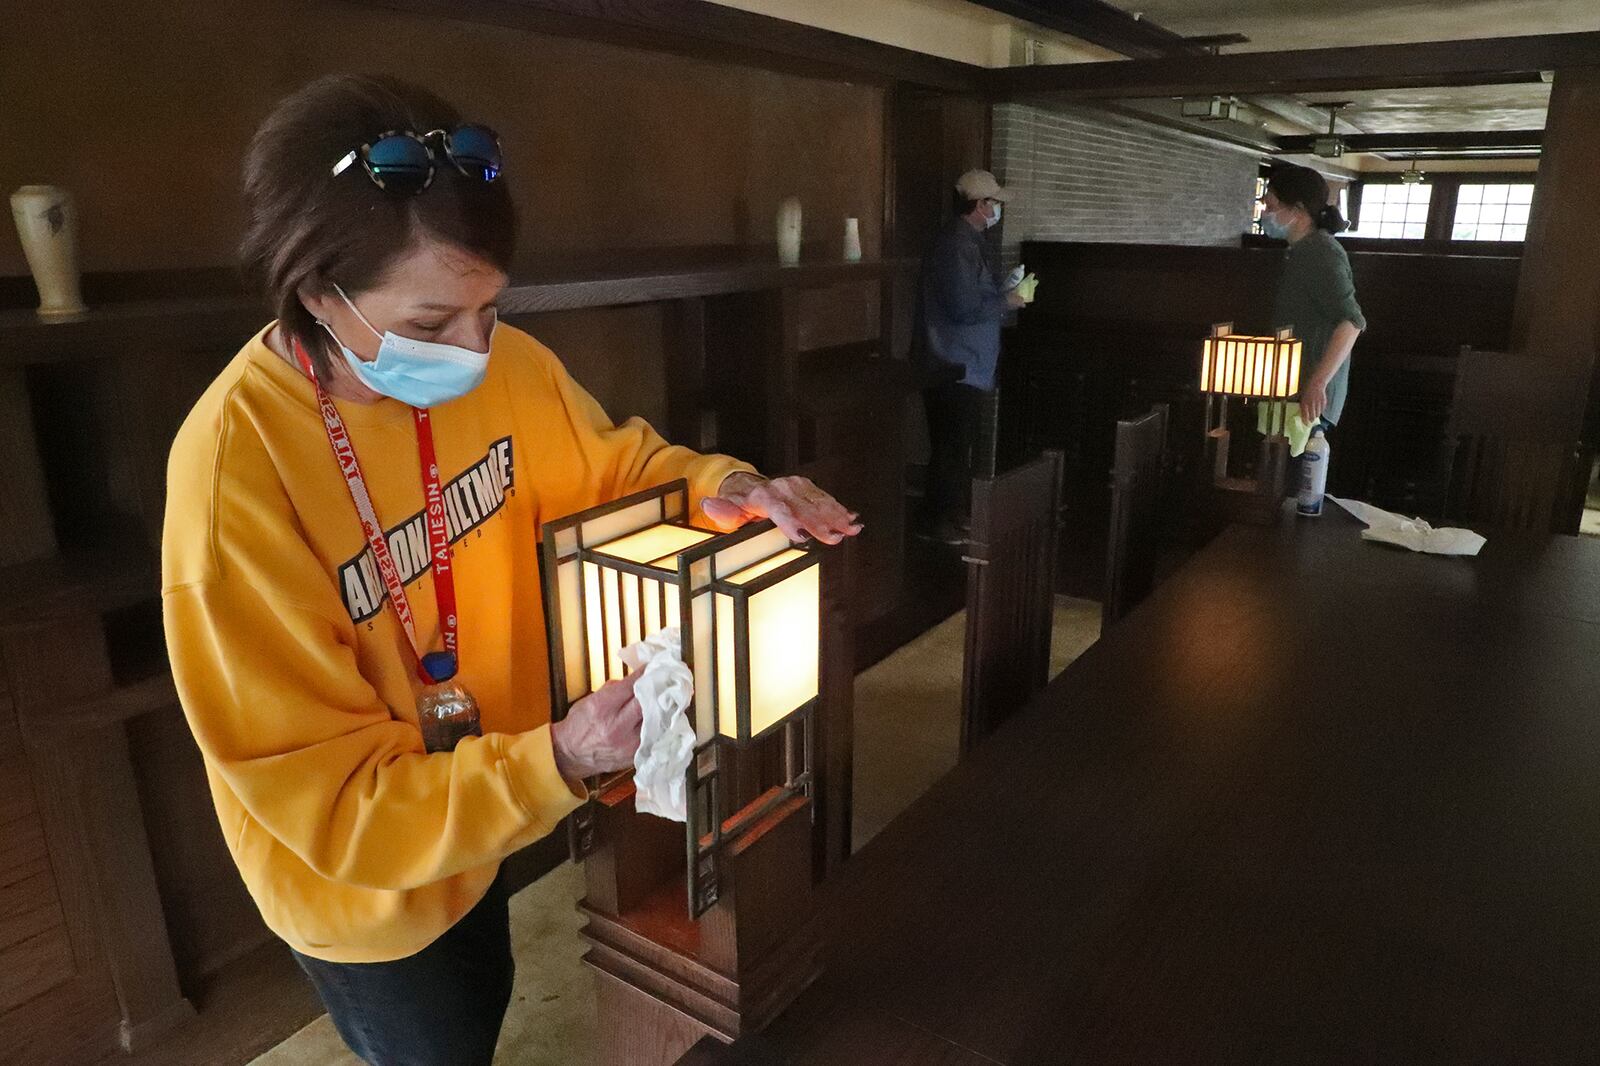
[1261,211,1290,240]
[326,284,495,408]
[986,202,1003,229]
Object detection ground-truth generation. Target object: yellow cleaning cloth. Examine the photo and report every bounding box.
[1016,273,1039,302]
[1256,401,1315,456]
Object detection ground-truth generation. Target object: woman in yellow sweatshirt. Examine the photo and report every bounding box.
[162,75,859,1066]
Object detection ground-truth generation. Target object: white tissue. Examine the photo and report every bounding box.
[620,626,696,822]
[1327,496,1486,557]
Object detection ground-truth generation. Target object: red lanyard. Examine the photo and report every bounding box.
[293,338,458,685]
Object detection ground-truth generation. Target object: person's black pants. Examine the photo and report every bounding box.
[923,383,988,526]
[292,869,513,1066]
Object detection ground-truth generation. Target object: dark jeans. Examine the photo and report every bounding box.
[292,869,513,1066]
[923,383,989,525]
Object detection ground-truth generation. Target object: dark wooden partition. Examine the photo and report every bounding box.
[1008,240,1523,596]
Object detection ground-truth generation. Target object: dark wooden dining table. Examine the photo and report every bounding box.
[681,504,1600,1064]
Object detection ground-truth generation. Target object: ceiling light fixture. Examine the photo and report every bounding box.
[1313,102,1349,159]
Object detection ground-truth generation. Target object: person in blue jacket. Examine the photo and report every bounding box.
[912,169,1026,544]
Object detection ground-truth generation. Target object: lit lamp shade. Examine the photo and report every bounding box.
[541,481,821,746]
[1199,324,1302,400]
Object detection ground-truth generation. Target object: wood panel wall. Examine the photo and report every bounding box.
[0,0,885,278]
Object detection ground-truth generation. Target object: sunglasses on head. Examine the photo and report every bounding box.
[330,125,503,195]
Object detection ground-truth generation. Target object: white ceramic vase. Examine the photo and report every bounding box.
[10,186,87,318]
[776,196,802,266]
[842,217,862,262]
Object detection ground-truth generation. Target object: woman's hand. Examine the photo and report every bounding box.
[1299,377,1329,425]
[549,674,642,780]
[702,472,863,545]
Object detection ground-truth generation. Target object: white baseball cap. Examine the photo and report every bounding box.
[955,169,1012,202]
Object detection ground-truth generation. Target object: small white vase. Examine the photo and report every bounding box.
[10,186,87,318]
[776,196,802,266]
[842,217,862,262]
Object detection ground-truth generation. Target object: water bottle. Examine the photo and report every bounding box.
[1297,427,1330,517]
[417,651,482,753]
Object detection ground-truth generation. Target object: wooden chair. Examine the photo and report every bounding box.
[1443,348,1588,533]
[959,450,1064,755]
[1103,404,1169,627]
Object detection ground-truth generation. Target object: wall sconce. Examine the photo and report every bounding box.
[540,479,821,916]
[1200,323,1302,520]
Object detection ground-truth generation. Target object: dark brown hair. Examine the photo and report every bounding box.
[240,75,517,378]
[1267,163,1348,234]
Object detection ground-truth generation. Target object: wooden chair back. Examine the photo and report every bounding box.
[1445,348,1586,533]
[1104,404,1169,627]
[960,450,1064,754]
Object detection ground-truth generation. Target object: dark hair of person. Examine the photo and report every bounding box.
[240,74,517,378]
[1267,163,1348,235]
[953,190,982,218]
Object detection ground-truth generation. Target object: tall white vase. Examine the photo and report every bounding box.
[842,217,862,262]
[10,186,87,318]
[776,196,802,266]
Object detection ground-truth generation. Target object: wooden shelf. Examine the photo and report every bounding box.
[792,353,917,416]
[497,256,915,315]
[0,298,267,366]
[0,257,919,366]
[45,672,178,735]
[0,544,159,629]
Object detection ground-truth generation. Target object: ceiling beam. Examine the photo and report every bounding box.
[964,0,1198,60]
[1273,130,1545,154]
[1248,94,1366,136]
[343,0,984,93]
[1084,101,1277,153]
[988,31,1600,99]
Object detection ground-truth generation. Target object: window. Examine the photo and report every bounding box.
[1453,183,1533,242]
[1348,183,1432,239]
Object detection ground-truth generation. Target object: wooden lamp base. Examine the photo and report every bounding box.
[577,775,820,1066]
[1207,429,1290,526]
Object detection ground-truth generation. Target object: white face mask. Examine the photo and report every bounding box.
[327,284,495,408]
[986,201,1003,229]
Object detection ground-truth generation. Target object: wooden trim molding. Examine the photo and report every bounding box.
[988,31,1600,99]
[340,0,983,92]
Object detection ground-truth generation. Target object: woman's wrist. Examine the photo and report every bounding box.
[717,470,767,498]
[549,718,584,781]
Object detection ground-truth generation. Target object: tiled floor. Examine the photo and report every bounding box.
[250,596,1101,1066]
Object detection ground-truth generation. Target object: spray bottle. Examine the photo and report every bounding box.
[1297,426,1330,517]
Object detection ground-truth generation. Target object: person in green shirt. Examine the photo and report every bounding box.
[1261,164,1367,430]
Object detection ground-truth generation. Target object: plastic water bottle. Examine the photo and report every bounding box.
[418,651,482,753]
[1297,427,1330,517]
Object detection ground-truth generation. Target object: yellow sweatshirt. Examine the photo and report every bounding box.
[162,323,752,963]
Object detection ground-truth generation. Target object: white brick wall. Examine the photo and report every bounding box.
[992,102,1259,270]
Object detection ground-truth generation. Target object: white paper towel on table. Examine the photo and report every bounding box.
[1327,496,1487,557]
[620,626,695,822]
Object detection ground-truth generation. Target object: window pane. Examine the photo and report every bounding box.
[1482,185,1509,204]
[1506,203,1530,225]
[1456,204,1481,225]
[1452,224,1476,240]
[1478,224,1503,241]
[1509,185,1534,204]
[1503,224,1527,241]
[1406,203,1429,223]
[1404,223,1427,239]
[1480,204,1506,225]
[1458,184,1483,204]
